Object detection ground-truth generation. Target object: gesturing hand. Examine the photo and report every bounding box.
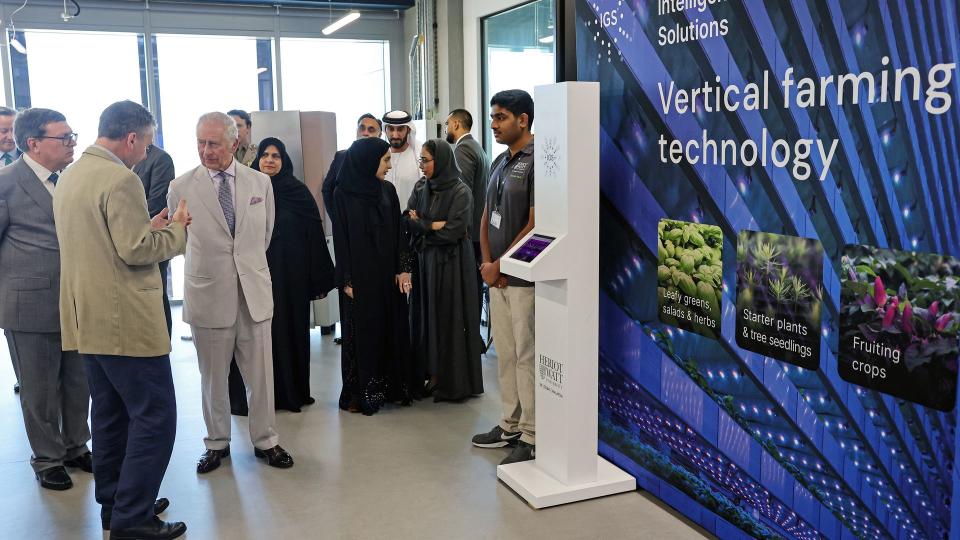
[150,208,171,231]
[172,199,192,228]
[344,286,354,299]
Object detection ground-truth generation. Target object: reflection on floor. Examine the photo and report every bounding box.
[0,307,707,539]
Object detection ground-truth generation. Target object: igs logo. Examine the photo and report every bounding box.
[538,354,564,398]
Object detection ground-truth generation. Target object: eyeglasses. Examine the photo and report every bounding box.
[418,158,433,165]
[35,133,79,147]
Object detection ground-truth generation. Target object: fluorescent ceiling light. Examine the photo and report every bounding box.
[322,11,361,36]
[10,36,27,54]
[538,35,555,44]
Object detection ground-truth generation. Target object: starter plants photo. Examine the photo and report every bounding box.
[734,230,824,370]
[838,245,960,412]
[657,219,723,340]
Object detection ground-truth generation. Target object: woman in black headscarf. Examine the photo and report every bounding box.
[405,139,483,401]
[228,137,335,414]
[333,137,415,415]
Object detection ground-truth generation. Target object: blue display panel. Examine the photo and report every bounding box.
[579,1,960,538]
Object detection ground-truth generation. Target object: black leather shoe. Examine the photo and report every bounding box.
[36,466,72,490]
[109,516,186,539]
[196,446,229,474]
[102,497,170,530]
[254,445,294,468]
[65,451,93,473]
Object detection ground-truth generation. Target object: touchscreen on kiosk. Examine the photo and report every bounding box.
[509,234,555,263]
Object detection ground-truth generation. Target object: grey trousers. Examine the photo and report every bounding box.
[5,329,21,383]
[191,297,279,451]
[6,331,91,472]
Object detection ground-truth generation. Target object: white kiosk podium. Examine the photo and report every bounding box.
[497,82,636,508]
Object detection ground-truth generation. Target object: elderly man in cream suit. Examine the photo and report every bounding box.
[168,112,293,474]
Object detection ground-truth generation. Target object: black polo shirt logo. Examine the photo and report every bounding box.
[511,161,528,179]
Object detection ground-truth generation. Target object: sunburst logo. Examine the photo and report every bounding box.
[542,137,561,178]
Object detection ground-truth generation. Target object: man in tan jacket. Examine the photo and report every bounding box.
[54,101,190,540]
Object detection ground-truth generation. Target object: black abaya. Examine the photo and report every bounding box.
[229,138,335,414]
[405,139,483,401]
[333,137,415,415]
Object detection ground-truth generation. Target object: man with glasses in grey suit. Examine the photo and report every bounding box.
[0,108,91,491]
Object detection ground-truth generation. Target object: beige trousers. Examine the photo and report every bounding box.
[490,286,536,444]
[192,290,279,451]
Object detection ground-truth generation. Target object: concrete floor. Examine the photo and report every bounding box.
[0,307,708,539]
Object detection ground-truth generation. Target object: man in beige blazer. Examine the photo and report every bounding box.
[168,111,292,474]
[55,100,189,539]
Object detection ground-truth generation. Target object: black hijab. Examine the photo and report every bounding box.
[422,139,461,191]
[413,139,462,221]
[253,137,320,222]
[337,137,391,204]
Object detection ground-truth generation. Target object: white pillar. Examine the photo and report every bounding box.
[498,81,635,508]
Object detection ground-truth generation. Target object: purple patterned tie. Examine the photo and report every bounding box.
[216,172,235,236]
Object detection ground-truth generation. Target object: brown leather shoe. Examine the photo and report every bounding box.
[254,445,294,468]
[196,446,229,474]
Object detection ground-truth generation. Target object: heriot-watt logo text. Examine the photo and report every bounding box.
[539,354,564,398]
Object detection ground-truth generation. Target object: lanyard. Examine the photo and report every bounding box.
[494,152,522,211]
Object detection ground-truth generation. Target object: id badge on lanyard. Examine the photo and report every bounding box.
[490,210,503,229]
[492,163,509,230]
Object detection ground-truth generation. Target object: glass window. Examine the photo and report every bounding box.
[155,34,267,175]
[280,38,390,150]
[482,0,556,157]
[12,30,144,151]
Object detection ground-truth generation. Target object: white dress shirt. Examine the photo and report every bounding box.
[207,158,237,209]
[21,153,57,195]
[92,144,125,166]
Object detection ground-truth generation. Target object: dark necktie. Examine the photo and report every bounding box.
[2,153,11,166]
[48,173,59,186]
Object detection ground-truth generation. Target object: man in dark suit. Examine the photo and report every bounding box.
[445,109,491,308]
[0,106,23,394]
[321,113,382,222]
[0,108,91,491]
[133,143,176,335]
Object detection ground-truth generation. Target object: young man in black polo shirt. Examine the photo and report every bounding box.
[471,90,537,465]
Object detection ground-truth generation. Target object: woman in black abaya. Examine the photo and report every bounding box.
[405,139,483,401]
[229,137,334,414]
[333,137,415,415]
